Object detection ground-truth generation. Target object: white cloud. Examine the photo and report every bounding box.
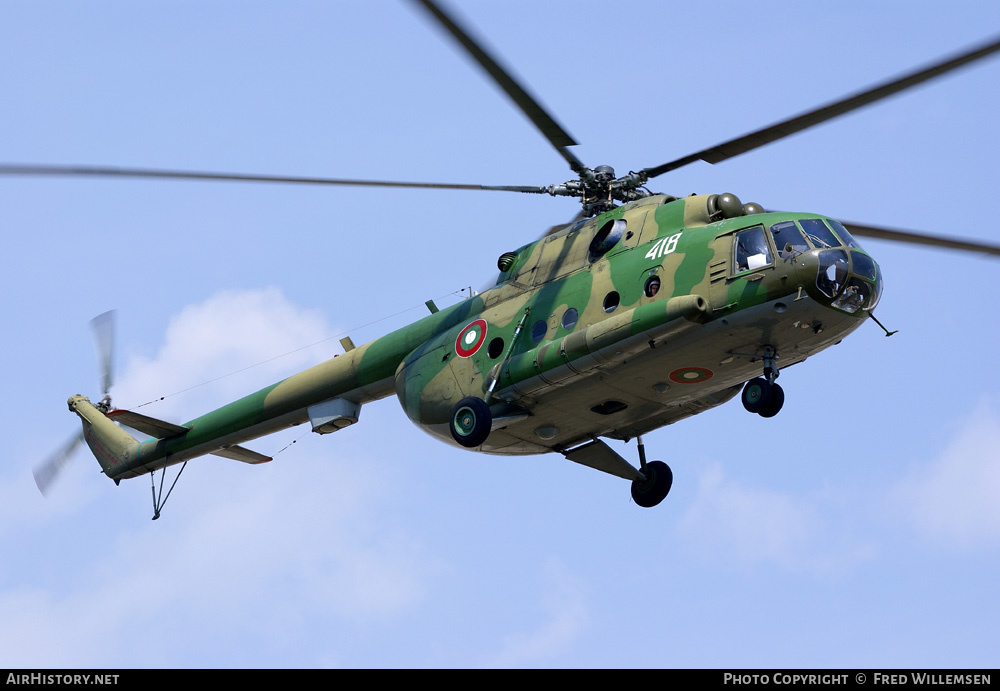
[891,401,1000,548]
[484,558,590,668]
[676,463,875,573]
[0,289,437,668]
[115,287,340,420]
[679,464,811,566]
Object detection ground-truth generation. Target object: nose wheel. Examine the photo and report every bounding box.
[742,378,784,417]
[741,346,785,418]
[449,396,492,448]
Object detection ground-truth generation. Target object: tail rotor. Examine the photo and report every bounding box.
[90,310,115,412]
[33,310,117,495]
[32,433,84,496]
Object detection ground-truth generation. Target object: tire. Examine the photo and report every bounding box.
[630,460,673,508]
[449,397,492,448]
[758,383,785,418]
[741,377,772,413]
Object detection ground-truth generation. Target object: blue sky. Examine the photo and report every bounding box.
[1,0,999,668]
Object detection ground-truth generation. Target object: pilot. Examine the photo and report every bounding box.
[841,283,864,310]
[645,276,660,297]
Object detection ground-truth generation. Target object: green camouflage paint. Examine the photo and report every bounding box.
[70,193,878,482]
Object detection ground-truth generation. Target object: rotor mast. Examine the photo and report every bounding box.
[545,166,654,217]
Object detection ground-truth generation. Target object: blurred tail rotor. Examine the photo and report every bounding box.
[33,310,117,495]
[90,310,115,411]
[33,433,84,496]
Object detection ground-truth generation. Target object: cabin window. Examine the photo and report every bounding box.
[603,291,620,313]
[644,276,661,297]
[733,226,773,273]
[561,308,579,330]
[531,320,548,343]
[488,337,505,359]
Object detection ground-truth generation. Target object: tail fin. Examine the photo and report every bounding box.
[67,394,140,478]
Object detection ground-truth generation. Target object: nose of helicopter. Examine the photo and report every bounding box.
[773,216,884,314]
[812,246,884,313]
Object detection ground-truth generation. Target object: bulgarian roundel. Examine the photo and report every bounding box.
[455,319,488,358]
[668,367,714,384]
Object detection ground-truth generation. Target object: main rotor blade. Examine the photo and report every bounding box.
[843,221,1000,258]
[542,210,586,238]
[642,33,1000,179]
[0,164,550,194]
[34,433,83,496]
[411,0,587,176]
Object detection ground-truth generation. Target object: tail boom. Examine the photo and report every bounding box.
[66,299,482,483]
[68,394,145,478]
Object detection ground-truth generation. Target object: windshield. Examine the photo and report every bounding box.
[800,218,842,249]
[769,221,809,259]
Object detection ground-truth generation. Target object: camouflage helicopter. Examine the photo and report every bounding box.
[20,1,1000,516]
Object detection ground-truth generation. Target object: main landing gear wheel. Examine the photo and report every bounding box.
[741,377,771,413]
[630,460,673,508]
[741,378,785,417]
[449,396,492,448]
[757,383,784,418]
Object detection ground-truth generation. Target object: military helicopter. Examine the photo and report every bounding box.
[18,1,1000,516]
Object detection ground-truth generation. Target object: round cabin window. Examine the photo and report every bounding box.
[487,337,505,359]
[603,292,620,312]
[531,320,548,342]
[561,308,579,330]
[644,276,661,298]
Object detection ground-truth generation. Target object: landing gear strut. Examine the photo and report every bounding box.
[741,345,784,418]
[630,436,673,508]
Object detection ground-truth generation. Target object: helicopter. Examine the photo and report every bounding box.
[16,1,1000,516]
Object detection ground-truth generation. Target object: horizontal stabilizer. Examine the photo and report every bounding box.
[107,409,189,439]
[211,445,272,464]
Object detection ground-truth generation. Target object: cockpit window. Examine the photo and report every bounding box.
[813,248,883,313]
[734,226,773,273]
[867,266,884,312]
[769,221,809,259]
[831,277,873,314]
[816,249,850,298]
[851,251,877,282]
[827,219,863,249]
[800,218,841,249]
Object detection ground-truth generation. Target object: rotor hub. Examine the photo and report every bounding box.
[546,165,653,216]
